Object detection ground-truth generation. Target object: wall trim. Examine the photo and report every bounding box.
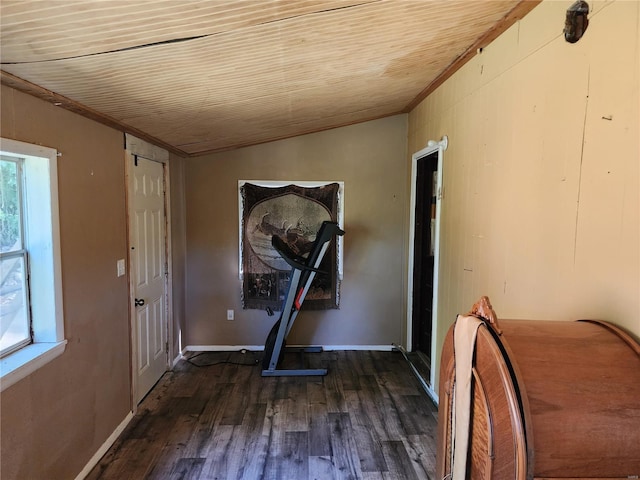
[74,411,134,480]
[185,345,265,353]
[316,345,395,351]
[183,344,395,353]
[406,136,448,391]
[172,353,183,368]
[394,344,439,406]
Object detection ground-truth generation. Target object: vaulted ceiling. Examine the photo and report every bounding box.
[1,1,539,157]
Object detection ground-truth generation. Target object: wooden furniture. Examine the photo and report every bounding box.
[437,297,640,480]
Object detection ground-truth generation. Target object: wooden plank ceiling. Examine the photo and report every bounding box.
[0,0,538,157]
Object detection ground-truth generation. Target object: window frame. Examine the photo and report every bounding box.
[0,155,32,357]
[0,138,66,392]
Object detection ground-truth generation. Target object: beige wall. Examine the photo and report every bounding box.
[184,115,408,347]
[0,85,131,478]
[408,0,639,392]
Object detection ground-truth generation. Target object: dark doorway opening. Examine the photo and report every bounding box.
[410,151,438,379]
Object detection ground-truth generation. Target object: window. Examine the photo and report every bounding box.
[0,156,31,356]
[0,138,65,391]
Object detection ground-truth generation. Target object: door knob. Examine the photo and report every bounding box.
[135,298,145,307]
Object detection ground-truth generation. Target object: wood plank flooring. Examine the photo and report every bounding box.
[86,350,438,480]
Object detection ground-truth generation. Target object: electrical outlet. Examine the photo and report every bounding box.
[227,309,234,321]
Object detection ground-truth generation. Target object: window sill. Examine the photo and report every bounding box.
[0,340,67,392]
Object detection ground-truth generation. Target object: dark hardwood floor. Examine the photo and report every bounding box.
[86,350,438,480]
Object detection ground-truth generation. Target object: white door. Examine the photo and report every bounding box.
[130,155,167,403]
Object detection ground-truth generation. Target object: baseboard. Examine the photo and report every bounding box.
[74,411,134,480]
[183,344,395,353]
[393,343,439,406]
[172,353,183,367]
[184,345,265,352]
[317,344,395,351]
[425,384,439,405]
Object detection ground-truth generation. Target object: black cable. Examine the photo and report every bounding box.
[184,350,260,368]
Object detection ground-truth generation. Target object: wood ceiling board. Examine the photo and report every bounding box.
[0,70,188,156]
[176,109,397,156]
[404,0,543,110]
[0,0,370,62]
[1,0,535,155]
[129,91,402,154]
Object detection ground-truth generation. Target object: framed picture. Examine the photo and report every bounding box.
[238,181,344,310]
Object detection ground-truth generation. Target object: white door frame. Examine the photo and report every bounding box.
[124,134,173,409]
[406,135,448,388]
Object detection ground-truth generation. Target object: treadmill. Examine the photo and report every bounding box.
[261,220,344,377]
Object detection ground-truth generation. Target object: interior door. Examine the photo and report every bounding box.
[130,155,167,403]
[407,136,447,397]
[412,152,438,357]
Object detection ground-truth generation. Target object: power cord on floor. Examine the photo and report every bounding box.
[184,350,260,367]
